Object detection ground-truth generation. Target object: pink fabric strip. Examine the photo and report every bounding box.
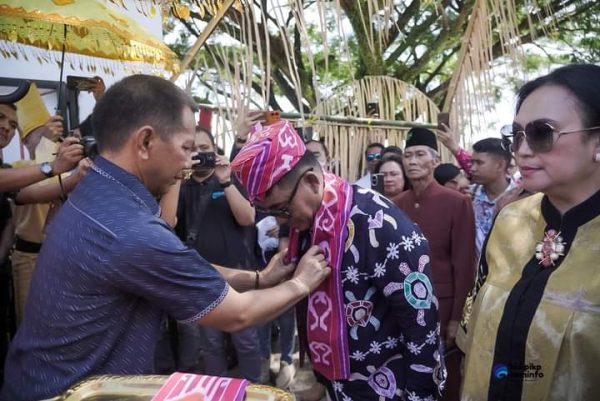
[151,372,249,401]
[305,172,353,380]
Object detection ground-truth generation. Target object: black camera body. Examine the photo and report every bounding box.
[371,173,384,194]
[81,136,98,159]
[192,152,217,170]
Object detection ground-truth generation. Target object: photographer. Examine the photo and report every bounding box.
[10,107,87,326]
[158,127,261,380]
[0,103,82,193]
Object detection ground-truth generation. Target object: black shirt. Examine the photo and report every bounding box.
[175,174,259,269]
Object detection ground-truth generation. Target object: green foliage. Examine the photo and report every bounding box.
[166,0,599,111]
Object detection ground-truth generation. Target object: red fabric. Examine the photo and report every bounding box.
[197,107,213,133]
[304,172,353,380]
[395,181,476,326]
[231,120,305,203]
[454,147,472,177]
[151,372,249,401]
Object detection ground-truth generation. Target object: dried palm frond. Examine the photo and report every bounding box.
[315,76,442,180]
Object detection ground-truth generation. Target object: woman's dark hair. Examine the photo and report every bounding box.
[516,64,600,128]
[374,154,410,191]
[381,145,403,160]
[195,127,224,155]
[195,126,215,145]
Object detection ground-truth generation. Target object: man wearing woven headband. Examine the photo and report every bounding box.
[1,75,330,401]
[231,120,445,400]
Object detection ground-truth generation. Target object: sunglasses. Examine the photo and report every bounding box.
[501,120,600,153]
[256,168,313,218]
[367,152,382,162]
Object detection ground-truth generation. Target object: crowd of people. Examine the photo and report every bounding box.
[0,63,598,401]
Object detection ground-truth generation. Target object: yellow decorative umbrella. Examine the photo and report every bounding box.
[0,0,179,74]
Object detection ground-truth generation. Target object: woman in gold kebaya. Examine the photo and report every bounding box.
[459,64,600,400]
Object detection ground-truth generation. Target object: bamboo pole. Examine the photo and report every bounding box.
[196,103,436,129]
[280,112,437,130]
[442,0,481,113]
[170,0,238,82]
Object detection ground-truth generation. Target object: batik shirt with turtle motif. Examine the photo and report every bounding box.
[322,186,445,401]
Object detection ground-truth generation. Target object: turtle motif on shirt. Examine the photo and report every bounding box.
[346,286,381,340]
[347,354,405,401]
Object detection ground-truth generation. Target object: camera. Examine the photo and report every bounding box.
[264,111,281,125]
[80,136,98,159]
[66,75,97,91]
[438,112,450,129]
[371,173,384,194]
[192,152,217,170]
[367,102,380,117]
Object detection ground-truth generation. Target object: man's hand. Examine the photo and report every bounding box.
[292,245,331,295]
[495,185,525,212]
[445,320,460,349]
[214,155,231,184]
[89,76,106,102]
[76,157,93,178]
[234,112,263,143]
[51,137,84,174]
[43,115,64,142]
[258,250,296,288]
[434,123,460,155]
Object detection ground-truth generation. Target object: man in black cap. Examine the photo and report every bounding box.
[394,127,476,401]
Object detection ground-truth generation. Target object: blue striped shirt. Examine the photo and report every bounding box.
[1,157,228,401]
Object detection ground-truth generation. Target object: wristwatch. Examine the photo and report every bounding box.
[40,162,54,177]
[219,180,232,189]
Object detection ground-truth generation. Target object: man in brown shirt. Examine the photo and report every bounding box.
[395,127,476,401]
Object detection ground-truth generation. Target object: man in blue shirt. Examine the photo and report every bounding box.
[0,75,330,401]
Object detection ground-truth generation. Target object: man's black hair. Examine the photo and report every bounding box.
[78,116,93,138]
[473,137,511,164]
[269,151,320,194]
[0,103,17,110]
[305,139,330,159]
[91,74,197,152]
[364,142,384,156]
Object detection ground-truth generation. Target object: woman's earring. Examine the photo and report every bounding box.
[595,152,600,162]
